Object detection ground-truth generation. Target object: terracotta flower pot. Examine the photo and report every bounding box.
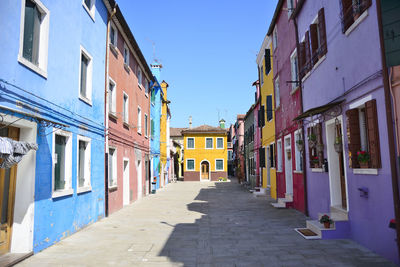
[359,162,369,169]
[324,222,330,229]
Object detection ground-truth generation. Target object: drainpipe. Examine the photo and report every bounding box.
[292,15,308,216]
[376,0,400,259]
[104,4,117,217]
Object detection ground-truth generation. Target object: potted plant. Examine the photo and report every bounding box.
[311,156,319,168]
[357,150,370,168]
[316,143,324,152]
[319,214,333,229]
[308,133,317,148]
[296,139,304,152]
[334,136,343,153]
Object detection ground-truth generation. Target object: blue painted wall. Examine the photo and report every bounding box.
[151,64,162,190]
[0,0,107,253]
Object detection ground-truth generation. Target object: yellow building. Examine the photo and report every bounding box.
[257,35,276,199]
[182,124,228,181]
[160,81,170,187]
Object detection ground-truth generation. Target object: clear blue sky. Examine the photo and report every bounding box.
[116,0,278,128]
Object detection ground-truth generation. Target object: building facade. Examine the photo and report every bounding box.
[253,82,263,188]
[170,127,186,180]
[244,106,255,187]
[160,81,171,187]
[233,115,245,182]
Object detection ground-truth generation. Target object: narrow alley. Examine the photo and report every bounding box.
[17,179,394,267]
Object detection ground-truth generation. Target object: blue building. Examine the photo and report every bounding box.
[150,61,162,190]
[0,0,108,255]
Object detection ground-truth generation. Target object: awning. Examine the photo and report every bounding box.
[293,100,344,121]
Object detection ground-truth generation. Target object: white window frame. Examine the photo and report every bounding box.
[18,0,50,78]
[273,26,278,51]
[79,45,93,105]
[52,129,73,198]
[187,137,195,149]
[77,135,91,193]
[186,158,195,171]
[290,49,299,92]
[137,106,142,134]
[294,129,303,172]
[216,137,224,149]
[108,147,117,188]
[274,76,280,109]
[215,159,224,171]
[137,67,143,88]
[123,42,130,66]
[205,137,213,149]
[277,139,283,172]
[144,113,148,138]
[108,77,116,115]
[109,22,118,47]
[123,92,129,124]
[82,0,95,21]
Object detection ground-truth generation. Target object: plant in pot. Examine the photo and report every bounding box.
[334,136,343,153]
[296,139,304,152]
[311,156,319,168]
[308,133,317,148]
[357,150,370,168]
[319,214,333,229]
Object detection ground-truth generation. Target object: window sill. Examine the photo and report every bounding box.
[137,131,142,135]
[52,189,73,199]
[109,112,118,120]
[312,55,326,71]
[79,95,93,106]
[276,170,282,173]
[311,168,324,173]
[345,10,368,37]
[353,168,378,175]
[290,86,300,95]
[109,185,118,192]
[124,63,130,73]
[83,4,96,22]
[123,122,130,129]
[145,93,149,98]
[109,44,118,57]
[18,55,47,79]
[293,170,303,174]
[138,83,143,90]
[275,105,280,111]
[77,186,92,194]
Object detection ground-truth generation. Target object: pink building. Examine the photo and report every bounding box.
[253,81,262,187]
[234,115,245,182]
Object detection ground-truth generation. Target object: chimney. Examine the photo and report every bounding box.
[150,60,162,81]
[189,116,192,129]
[219,118,226,129]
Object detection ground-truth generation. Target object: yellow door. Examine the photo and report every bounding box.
[0,126,19,255]
[201,162,209,180]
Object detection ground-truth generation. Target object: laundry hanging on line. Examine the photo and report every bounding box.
[0,137,38,169]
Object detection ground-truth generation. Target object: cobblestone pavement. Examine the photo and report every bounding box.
[18,178,396,267]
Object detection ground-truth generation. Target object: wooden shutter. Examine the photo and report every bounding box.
[341,0,354,32]
[365,99,381,168]
[299,42,306,79]
[310,24,319,64]
[304,31,311,72]
[266,95,272,121]
[318,8,328,56]
[265,49,271,74]
[260,147,266,168]
[307,127,313,167]
[346,109,361,168]
[316,123,324,167]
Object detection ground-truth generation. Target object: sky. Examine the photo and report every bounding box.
[116,0,278,128]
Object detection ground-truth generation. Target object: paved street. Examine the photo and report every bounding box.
[18,178,395,267]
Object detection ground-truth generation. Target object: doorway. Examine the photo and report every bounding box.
[284,134,293,195]
[123,159,129,206]
[326,117,348,210]
[136,159,142,200]
[0,126,19,254]
[200,161,209,181]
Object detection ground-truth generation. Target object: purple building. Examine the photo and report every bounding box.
[292,0,398,263]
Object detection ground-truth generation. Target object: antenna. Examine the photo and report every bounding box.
[145,37,157,61]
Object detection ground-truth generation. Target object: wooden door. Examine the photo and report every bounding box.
[336,123,347,209]
[201,162,209,180]
[0,126,20,254]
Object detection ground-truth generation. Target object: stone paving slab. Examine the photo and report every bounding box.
[17,177,396,266]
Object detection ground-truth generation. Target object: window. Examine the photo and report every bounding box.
[228,151,233,160]
[77,136,91,192]
[137,68,142,87]
[79,46,93,103]
[216,137,224,149]
[151,88,155,105]
[274,76,280,108]
[340,0,371,33]
[19,0,50,77]
[266,95,273,121]
[186,159,195,171]
[269,143,276,168]
[151,118,155,138]
[294,130,303,172]
[346,99,381,169]
[307,123,324,169]
[287,0,294,18]
[260,65,264,85]
[108,147,117,187]
[264,49,271,74]
[137,107,142,134]
[52,130,72,197]
[290,49,299,91]
[83,0,95,20]
[144,78,149,95]
[144,114,148,137]
[123,93,129,123]
[108,78,116,114]
[187,137,195,149]
[216,159,224,171]
[273,26,278,50]
[123,43,129,66]
[277,140,282,171]
[206,138,213,149]
[109,22,117,47]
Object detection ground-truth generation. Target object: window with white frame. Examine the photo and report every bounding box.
[108,147,117,187]
[108,79,116,114]
[187,137,195,149]
[137,107,142,133]
[274,76,280,108]
[19,0,50,77]
[53,130,72,196]
[123,93,129,123]
[273,26,278,50]
[79,46,93,103]
[144,78,149,95]
[144,114,148,137]
[216,137,224,149]
[123,43,129,66]
[294,130,303,171]
[109,22,117,47]
[137,67,142,87]
[186,159,195,171]
[290,49,299,91]
[83,0,95,20]
[277,139,282,171]
[216,159,224,171]
[77,136,91,191]
[205,138,213,149]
